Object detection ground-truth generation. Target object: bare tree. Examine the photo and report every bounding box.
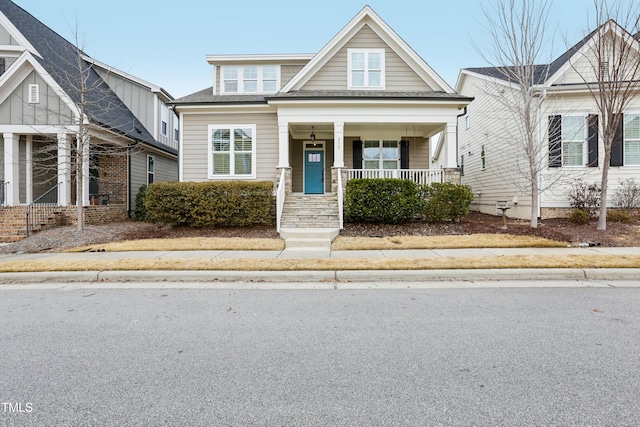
[29,22,143,231]
[570,0,640,230]
[473,0,554,228]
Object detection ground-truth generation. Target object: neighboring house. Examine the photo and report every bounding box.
[0,0,178,239]
[457,20,640,220]
[171,6,471,244]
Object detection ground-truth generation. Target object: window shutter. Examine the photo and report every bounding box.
[400,140,410,169]
[352,140,362,169]
[548,115,562,167]
[587,114,599,167]
[610,114,624,167]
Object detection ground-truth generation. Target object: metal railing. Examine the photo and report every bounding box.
[344,169,444,185]
[276,169,286,232]
[89,181,126,205]
[0,181,7,208]
[26,183,60,237]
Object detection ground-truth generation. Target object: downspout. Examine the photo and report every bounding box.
[455,106,468,168]
[127,143,132,217]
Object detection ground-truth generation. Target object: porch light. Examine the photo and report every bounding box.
[310,126,316,141]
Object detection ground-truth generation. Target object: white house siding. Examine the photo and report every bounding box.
[457,74,535,220]
[0,70,73,125]
[302,24,432,92]
[181,111,279,182]
[540,92,640,210]
[0,24,19,45]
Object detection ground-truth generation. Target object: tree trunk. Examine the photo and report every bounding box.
[597,160,609,230]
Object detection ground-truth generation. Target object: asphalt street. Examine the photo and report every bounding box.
[1,285,639,426]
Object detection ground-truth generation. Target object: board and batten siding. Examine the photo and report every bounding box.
[0,23,19,45]
[129,149,178,209]
[0,71,73,125]
[302,24,432,92]
[181,112,279,182]
[95,69,155,137]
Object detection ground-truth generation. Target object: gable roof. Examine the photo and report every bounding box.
[0,0,176,155]
[281,5,454,94]
[460,20,636,89]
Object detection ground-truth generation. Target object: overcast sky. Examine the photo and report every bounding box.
[12,0,638,98]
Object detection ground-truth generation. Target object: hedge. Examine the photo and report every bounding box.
[345,178,423,224]
[422,182,474,222]
[145,181,274,227]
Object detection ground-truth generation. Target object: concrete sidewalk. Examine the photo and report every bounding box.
[0,246,639,284]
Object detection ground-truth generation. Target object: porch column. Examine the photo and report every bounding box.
[333,122,345,168]
[3,132,19,206]
[444,123,458,169]
[277,121,290,168]
[57,133,71,206]
[81,134,90,206]
[26,135,32,203]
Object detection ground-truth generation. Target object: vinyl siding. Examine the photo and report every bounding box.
[281,64,305,88]
[181,112,279,182]
[0,24,18,45]
[0,71,73,125]
[302,24,432,92]
[129,148,178,209]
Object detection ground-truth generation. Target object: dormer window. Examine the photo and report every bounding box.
[348,48,385,90]
[221,65,280,94]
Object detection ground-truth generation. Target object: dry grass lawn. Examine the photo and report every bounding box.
[69,237,286,252]
[331,234,566,250]
[1,254,640,273]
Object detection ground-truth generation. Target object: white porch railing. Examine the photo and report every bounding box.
[344,169,444,185]
[337,169,344,229]
[276,169,286,232]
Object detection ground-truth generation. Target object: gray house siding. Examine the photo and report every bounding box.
[181,112,279,183]
[0,70,73,125]
[129,148,178,211]
[302,25,432,92]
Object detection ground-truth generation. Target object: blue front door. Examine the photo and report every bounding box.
[304,150,324,194]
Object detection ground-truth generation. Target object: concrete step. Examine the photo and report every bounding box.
[279,227,340,250]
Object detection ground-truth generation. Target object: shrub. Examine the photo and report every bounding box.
[568,182,601,218]
[145,181,274,227]
[133,184,148,221]
[613,178,640,211]
[569,208,591,224]
[422,183,474,223]
[607,209,633,223]
[345,178,423,224]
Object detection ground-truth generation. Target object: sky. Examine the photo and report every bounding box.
[12,0,638,99]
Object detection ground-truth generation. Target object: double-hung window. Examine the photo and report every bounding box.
[209,124,256,178]
[624,114,640,166]
[363,140,398,169]
[221,65,279,94]
[348,49,385,90]
[562,116,586,166]
[147,155,155,185]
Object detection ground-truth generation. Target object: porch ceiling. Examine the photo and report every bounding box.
[289,122,442,140]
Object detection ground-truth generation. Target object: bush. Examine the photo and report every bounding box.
[422,183,474,223]
[569,208,591,224]
[133,184,148,221]
[345,178,423,224]
[613,178,640,211]
[607,209,634,223]
[568,182,601,218]
[145,181,274,227]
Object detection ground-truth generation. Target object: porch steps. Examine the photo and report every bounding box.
[0,206,64,243]
[279,194,340,249]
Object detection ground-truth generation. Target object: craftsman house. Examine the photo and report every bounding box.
[172,6,471,247]
[456,20,640,220]
[0,0,178,241]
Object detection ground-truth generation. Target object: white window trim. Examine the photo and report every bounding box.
[362,139,399,170]
[220,65,280,94]
[560,114,588,168]
[147,154,155,186]
[347,48,385,90]
[28,84,39,103]
[208,124,257,179]
[160,105,169,136]
[624,112,640,167]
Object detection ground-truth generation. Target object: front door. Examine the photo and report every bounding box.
[304,146,324,194]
